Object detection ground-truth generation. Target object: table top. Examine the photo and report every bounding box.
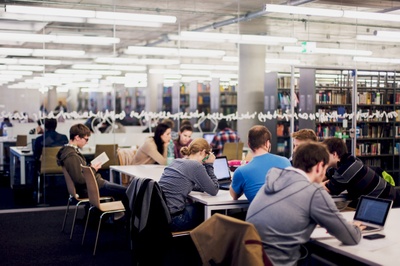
[311,208,400,266]
[10,146,33,156]
[188,190,248,206]
[110,164,165,182]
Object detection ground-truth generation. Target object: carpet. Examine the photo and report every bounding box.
[0,207,131,266]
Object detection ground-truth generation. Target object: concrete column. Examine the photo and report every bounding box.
[47,87,58,112]
[147,72,163,112]
[237,44,265,144]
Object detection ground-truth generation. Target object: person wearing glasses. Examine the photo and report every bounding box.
[159,138,219,231]
[56,123,128,219]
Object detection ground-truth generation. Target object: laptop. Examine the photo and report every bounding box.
[311,195,392,239]
[353,195,393,233]
[213,156,231,190]
[203,133,215,144]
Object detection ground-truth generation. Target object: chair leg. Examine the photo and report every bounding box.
[93,213,106,256]
[61,198,71,232]
[70,202,85,240]
[82,206,93,245]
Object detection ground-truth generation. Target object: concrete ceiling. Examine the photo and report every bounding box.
[0,0,399,88]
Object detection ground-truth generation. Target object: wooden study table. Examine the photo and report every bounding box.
[109,164,249,220]
[309,208,400,265]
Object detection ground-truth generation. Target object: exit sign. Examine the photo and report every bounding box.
[301,41,316,53]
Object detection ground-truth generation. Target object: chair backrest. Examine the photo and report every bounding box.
[62,167,79,199]
[16,135,27,146]
[117,148,137,185]
[190,213,272,266]
[81,165,100,208]
[94,144,119,169]
[222,142,244,161]
[40,146,63,174]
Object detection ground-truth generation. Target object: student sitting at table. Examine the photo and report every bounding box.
[57,123,128,220]
[246,142,363,266]
[132,123,171,165]
[173,124,193,158]
[159,138,219,231]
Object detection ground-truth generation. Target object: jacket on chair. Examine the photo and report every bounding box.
[127,178,172,265]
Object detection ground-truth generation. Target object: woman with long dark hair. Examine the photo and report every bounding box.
[132,123,171,165]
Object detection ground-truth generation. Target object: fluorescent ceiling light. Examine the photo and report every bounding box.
[0,70,32,76]
[170,31,297,45]
[6,5,176,23]
[356,35,400,43]
[179,70,211,76]
[87,18,162,27]
[0,47,32,56]
[180,64,238,71]
[0,12,85,23]
[0,32,119,45]
[7,65,44,71]
[222,56,300,65]
[125,46,225,58]
[96,57,179,65]
[72,64,146,71]
[6,5,95,18]
[55,69,121,75]
[283,46,372,56]
[95,11,176,23]
[375,30,400,38]
[32,49,85,57]
[265,4,343,17]
[19,59,61,65]
[353,57,400,64]
[149,69,180,74]
[265,4,400,22]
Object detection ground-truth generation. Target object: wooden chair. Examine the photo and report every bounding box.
[94,144,119,170]
[222,142,244,161]
[61,167,112,240]
[190,213,273,266]
[38,146,64,204]
[117,147,136,186]
[16,135,27,146]
[81,165,125,255]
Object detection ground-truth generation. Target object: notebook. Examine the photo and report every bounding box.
[353,195,393,233]
[213,156,231,190]
[203,133,215,144]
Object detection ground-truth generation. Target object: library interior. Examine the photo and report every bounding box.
[1,0,400,265]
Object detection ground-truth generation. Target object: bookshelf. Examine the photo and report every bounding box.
[355,70,399,182]
[264,72,298,158]
[297,68,399,184]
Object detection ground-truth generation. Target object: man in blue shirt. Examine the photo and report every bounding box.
[230,125,291,202]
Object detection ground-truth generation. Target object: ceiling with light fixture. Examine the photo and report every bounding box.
[0,0,399,90]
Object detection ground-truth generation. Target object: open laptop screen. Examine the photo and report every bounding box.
[203,133,215,144]
[213,156,231,181]
[354,196,392,227]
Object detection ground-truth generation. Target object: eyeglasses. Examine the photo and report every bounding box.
[82,137,89,142]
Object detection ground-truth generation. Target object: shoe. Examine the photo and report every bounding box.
[113,212,125,221]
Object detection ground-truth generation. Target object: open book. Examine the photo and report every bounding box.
[91,151,109,166]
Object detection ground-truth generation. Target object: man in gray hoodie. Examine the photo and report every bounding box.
[246,142,363,266]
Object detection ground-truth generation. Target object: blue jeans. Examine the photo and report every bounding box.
[170,203,203,231]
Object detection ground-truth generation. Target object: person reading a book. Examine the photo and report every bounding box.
[57,123,128,219]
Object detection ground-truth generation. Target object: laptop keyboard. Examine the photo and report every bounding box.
[362,225,378,231]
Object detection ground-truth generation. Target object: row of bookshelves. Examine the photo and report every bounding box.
[315,91,350,105]
[356,142,400,156]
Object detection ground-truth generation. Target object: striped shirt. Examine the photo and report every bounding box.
[159,158,219,214]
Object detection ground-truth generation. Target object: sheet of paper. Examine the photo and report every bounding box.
[91,151,109,166]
